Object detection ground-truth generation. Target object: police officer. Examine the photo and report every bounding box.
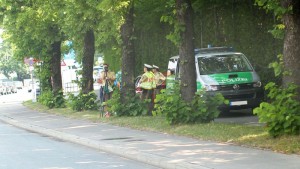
[166,68,176,90]
[139,64,156,114]
[152,65,166,98]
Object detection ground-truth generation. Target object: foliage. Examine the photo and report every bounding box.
[254,57,300,137]
[35,56,52,91]
[255,0,292,18]
[1,0,64,96]
[105,88,148,116]
[1,0,282,85]
[133,0,281,85]
[160,0,182,46]
[67,91,99,111]
[269,24,285,39]
[268,54,291,77]
[255,0,288,40]
[254,82,300,137]
[153,84,227,124]
[38,90,65,109]
[0,42,29,80]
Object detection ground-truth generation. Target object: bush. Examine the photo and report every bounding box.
[254,82,300,137]
[153,84,227,124]
[67,91,99,111]
[106,89,148,116]
[38,90,65,109]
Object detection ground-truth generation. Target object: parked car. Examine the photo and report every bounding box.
[3,82,11,94]
[14,81,23,89]
[7,81,17,93]
[167,47,264,111]
[0,83,5,95]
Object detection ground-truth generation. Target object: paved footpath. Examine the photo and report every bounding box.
[0,101,300,169]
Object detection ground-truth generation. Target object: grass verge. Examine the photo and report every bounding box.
[23,100,300,155]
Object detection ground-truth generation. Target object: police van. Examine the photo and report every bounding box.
[167,47,264,111]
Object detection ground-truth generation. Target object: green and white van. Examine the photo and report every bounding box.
[167,47,264,110]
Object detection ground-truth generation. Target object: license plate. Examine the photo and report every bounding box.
[230,101,248,106]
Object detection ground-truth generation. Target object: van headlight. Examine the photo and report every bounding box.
[253,81,262,88]
[205,85,219,91]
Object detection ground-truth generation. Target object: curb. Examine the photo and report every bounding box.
[0,115,209,169]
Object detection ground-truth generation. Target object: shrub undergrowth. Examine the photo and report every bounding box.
[106,89,148,116]
[153,84,227,124]
[67,91,99,111]
[254,56,300,137]
[38,90,65,108]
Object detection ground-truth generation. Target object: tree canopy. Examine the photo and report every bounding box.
[2,0,298,101]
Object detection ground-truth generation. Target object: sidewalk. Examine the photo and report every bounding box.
[1,102,300,169]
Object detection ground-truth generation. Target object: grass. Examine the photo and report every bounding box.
[23,100,300,155]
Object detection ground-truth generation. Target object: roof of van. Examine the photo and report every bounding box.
[169,47,239,59]
[195,47,234,54]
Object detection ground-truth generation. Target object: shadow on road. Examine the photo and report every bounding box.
[218,109,254,118]
[215,109,262,126]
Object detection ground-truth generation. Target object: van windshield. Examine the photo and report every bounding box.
[197,54,253,75]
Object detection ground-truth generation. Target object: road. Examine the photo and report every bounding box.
[215,109,260,125]
[0,121,159,169]
[0,89,159,169]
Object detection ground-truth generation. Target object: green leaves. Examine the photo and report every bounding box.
[105,88,148,116]
[39,90,65,109]
[254,82,300,137]
[153,84,226,124]
[67,91,99,111]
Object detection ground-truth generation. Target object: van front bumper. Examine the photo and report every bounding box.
[209,87,264,110]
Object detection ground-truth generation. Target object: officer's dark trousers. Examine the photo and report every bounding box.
[141,89,154,115]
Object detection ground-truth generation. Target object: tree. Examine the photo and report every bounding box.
[81,29,95,94]
[62,0,107,94]
[0,0,64,94]
[280,0,300,100]
[98,0,137,104]
[176,0,196,102]
[0,41,29,81]
[120,1,136,102]
[256,0,300,100]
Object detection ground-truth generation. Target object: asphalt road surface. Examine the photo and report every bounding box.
[0,121,159,169]
[0,88,159,169]
[215,109,261,126]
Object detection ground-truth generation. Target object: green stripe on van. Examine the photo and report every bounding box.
[209,72,253,85]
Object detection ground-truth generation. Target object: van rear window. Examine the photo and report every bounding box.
[198,54,253,75]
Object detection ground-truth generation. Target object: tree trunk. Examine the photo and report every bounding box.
[41,56,53,92]
[176,0,196,102]
[281,0,300,100]
[120,1,135,103]
[82,29,95,94]
[50,41,62,94]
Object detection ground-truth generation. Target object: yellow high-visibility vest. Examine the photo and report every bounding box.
[140,71,155,89]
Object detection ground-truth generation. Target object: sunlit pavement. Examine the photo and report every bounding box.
[0,88,32,104]
[0,84,101,104]
[1,90,300,169]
